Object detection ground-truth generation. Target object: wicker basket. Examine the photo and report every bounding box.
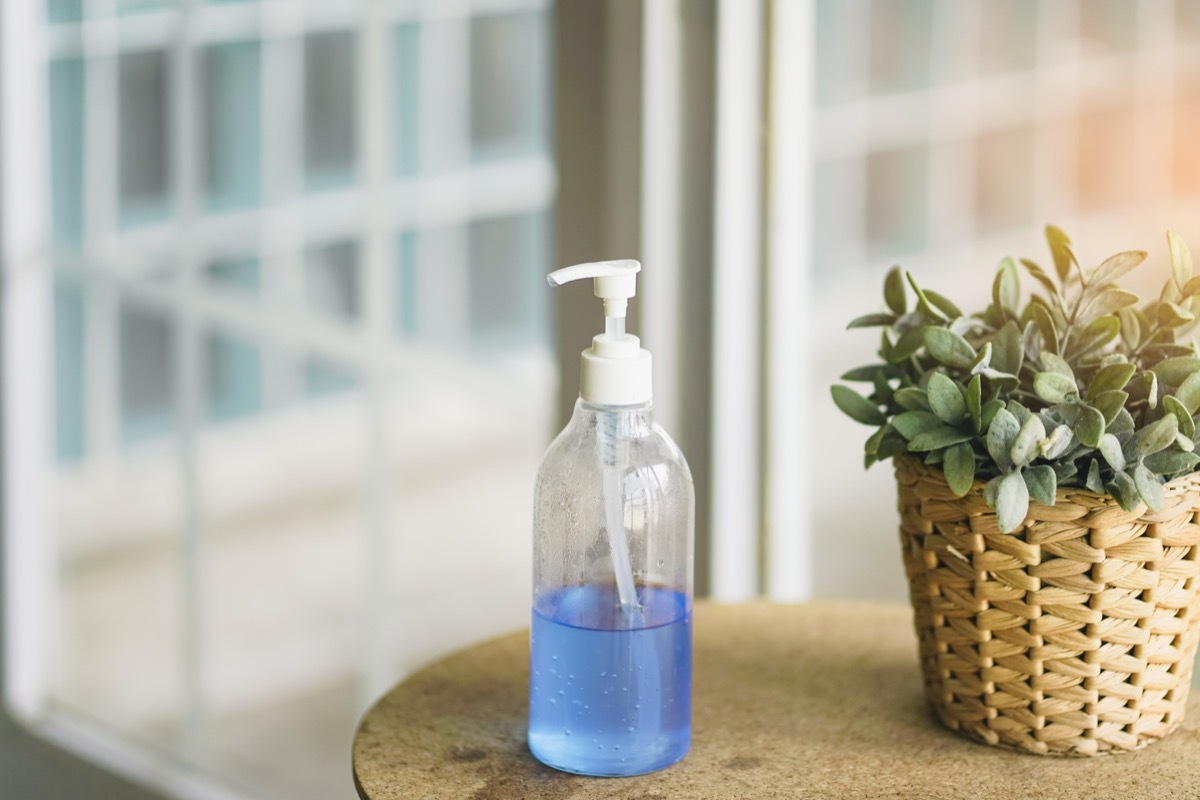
[895,454,1200,756]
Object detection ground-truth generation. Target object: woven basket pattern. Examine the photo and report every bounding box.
[895,455,1200,756]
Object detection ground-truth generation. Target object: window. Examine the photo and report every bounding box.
[4,1,553,797]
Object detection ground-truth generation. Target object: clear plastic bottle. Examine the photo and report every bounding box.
[529,261,695,777]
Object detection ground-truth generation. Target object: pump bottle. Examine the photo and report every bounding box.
[528,260,695,777]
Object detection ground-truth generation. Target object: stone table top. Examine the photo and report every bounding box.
[352,601,1200,799]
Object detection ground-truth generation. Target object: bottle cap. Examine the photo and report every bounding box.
[547,260,652,405]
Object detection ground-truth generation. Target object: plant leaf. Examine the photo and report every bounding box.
[1020,258,1060,299]
[922,327,977,369]
[1047,225,1076,283]
[1106,470,1140,511]
[1038,424,1074,459]
[1087,362,1137,399]
[1117,306,1142,349]
[1080,289,1139,325]
[925,289,964,320]
[970,341,993,376]
[1089,249,1147,288]
[1169,230,1192,292]
[1163,394,1196,439]
[891,410,944,439]
[1024,464,1057,506]
[908,427,974,452]
[990,321,1024,376]
[1031,302,1059,355]
[906,272,948,322]
[993,257,1020,315]
[841,365,900,382]
[986,408,1020,472]
[1145,449,1200,475]
[884,266,907,315]
[894,387,932,411]
[1134,414,1179,458]
[1085,458,1104,493]
[996,470,1030,533]
[1158,301,1195,328]
[967,374,982,433]
[1011,414,1047,468]
[1034,371,1077,404]
[888,326,926,363]
[831,385,887,425]
[1151,357,1200,386]
[1098,433,1126,472]
[1134,462,1165,512]
[1090,390,1129,424]
[943,442,976,497]
[980,399,1005,431]
[1070,315,1120,358]
[1144,370,1159,410]
[927,372,966,424]
[1176,371,1200,414]
[848,312,899,329]
[1076,404,1106,447]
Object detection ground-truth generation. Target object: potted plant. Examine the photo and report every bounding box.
[831,226,1200,756]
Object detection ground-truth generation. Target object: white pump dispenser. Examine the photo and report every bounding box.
[547,259,652,406]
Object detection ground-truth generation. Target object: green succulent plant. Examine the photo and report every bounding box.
[832,225,1200,533]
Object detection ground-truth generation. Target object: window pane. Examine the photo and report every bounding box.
[206,254,260,295]
[304,31,358,190]
[54,277,87,462]
[49,57,85,245]
[119,50,171,226]
[467,212,548,349]
[1077,99,1135,214]
[206,332,261,422]
[868,0,933,95]
[119,300,175,444]
[47,0,82,22]
[397,230,418,336]
[975,125,1035,234]
[865,145,927,256]
[118,0,174,14]
[470,13,549,161]
[203,41,261,211]
[978,0,1038,76]
[394,23,420,177]
[304,358,357,397]
[305,240,360,322]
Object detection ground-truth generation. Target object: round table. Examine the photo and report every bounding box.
[353,602,1200,799]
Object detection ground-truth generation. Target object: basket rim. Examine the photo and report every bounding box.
[894,452,1200,508]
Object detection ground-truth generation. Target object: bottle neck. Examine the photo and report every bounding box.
[574,397,655,438]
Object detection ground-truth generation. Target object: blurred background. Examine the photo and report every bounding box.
[5,0,1200,797]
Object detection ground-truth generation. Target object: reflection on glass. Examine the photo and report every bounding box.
[470,13,549,161]
[206,254,260,295]
[467,212,547,349]
[54,276,87,462]
[50,57,85,245]
[47,0,83,23]
[397,230,419,336]
[865,145,927,256]
[206,332,261,422]
[305,31,358,190]
[395,23,420,177]
[204,41,261,211]
[119,300,176,444]
[976,125,1035,234]
[119,50,171,226]
[867,0,933,95]
[305,240,360,322]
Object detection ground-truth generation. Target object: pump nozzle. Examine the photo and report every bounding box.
[547,259,651,406]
